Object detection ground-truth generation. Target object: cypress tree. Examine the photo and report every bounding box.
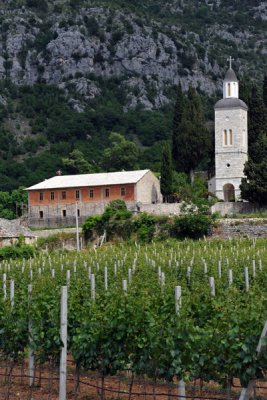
[240,133,267,205]
[248,85,267,157]
[172,86,211,181]
[263,75,267,107]
[160,142,173,202]
[172,83,184,170]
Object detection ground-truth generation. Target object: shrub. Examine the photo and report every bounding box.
[0,243,34,260]
[173,213,212,239]
[137,224,155,243]
[82,215,103,239]
[134,213,157,243]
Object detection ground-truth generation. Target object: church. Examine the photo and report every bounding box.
[209,59,248,202]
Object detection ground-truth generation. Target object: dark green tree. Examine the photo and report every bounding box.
[263,75,267,108]
[239,78,252,105]
[172,83,184,170]
[172,86,211,182]
[240,133,267,205]
[62,149,93,174]
[160,143,173,201]
[248,85,267,157]
[102,132,139,171]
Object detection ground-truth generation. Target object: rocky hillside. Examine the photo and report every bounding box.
[0,0,266,110]
[0,0,266,191]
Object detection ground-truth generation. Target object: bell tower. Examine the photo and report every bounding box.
[214,58,248,201]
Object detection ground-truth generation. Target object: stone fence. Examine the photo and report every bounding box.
[213,218,267,239]
[211,202,266,216]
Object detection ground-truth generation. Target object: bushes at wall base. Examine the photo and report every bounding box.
[0,244,35,260]
[173,213,212,239]
[82,215,104,239]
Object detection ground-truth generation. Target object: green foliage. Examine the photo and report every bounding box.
[172,86,212,176]
[1,238,267,385]
[240,133,267,205]
[240,79,267,204]
[0,243,34,260]
[0,187,27,219]
[172,173,212,207]
[173,204,212,239]
[160,142,173,198]
[82,215,104,239]
[134,212,157,243]
[26,0,49,12]
[0,79,173,191]
[102,132,139,171]
[62,149,94,174]
[248,85,267,158]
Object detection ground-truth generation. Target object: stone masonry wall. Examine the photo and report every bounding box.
[212,219,267,239]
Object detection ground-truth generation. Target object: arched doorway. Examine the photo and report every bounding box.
[223,183,235,202]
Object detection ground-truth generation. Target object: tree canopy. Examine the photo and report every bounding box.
[102,132,139,171]
[172,86,212,179]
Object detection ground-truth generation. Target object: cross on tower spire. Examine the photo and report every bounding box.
[227,56,234,69]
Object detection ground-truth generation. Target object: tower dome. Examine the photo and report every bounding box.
[223,66,239,99]
[224,68,238,82]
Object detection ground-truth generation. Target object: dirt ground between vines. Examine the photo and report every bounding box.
[0,362,266,400]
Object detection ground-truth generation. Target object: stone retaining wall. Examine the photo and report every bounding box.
[211,202,266,216]
[213,219,267,238]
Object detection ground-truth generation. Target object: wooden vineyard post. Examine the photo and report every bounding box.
[239,381,256,400]
[228,269,233,286]
[28,284,34,387]
[91,274,95,300]
[175,286,186,399]
[256,320,267,357]
[3,273,6,300]
[10,279,14,309]
[59,286,68,400]
[123,279,127,292]
[209,277,215,296]
[175,286,182,315]
[239,320,267,400]
[245,267,249,291]
[75,202,80,252]
[104,267,108,290]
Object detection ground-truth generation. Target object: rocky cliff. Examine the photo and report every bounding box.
[0,0,266,111]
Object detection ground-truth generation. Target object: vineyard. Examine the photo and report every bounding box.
[1,238,267,399]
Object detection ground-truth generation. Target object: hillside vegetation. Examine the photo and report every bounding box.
[0,0,266,191]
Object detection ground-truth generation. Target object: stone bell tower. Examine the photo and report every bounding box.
[214,58,248,201]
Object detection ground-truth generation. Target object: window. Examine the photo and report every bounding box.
[121,187,126,196]
[39,211,43,219]
[229,129,233,145]
[62,210,66,217]
[223,129,233,146]
[76,190,80,200]
[228,82,231,97]
[105,188,110,198]
[77,209,80,217]
[89,189,94,198]
[62,191,66,200]
[39,192,44,201]
[50,192,55,200]
[224,130,227,146]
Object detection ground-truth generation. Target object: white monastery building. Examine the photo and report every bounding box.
[210,60,248,201]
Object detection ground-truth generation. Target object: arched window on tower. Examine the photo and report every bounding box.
[228,83,231,97]
[229,129,233,145]
[224,129,227,145]
[223,129,233,146]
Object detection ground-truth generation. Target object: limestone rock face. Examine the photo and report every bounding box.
[0,4,265,110]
